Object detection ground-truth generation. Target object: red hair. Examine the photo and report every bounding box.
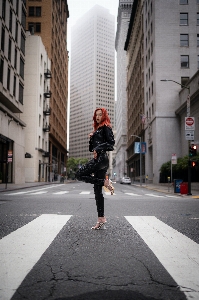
[93,108,112,131]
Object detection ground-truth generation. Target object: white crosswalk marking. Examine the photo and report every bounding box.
[0,214,72,300]
[125,193,141,196]
[79,191,90,194]
[145,193,165,197]
[125,216,199,300]
[53,191,69,195]
[29,191,47,195]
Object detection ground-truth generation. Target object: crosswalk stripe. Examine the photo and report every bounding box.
[53,191,69,195]
[79,191,90,194]
[125,193,141,196]
[0,214,72,300]
[125,216,199,300]
[145,193,165,197]
[29,191,47,195]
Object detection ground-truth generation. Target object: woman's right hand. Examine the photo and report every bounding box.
[89,132,93,138]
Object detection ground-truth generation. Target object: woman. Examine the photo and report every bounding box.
[75,108,115,230]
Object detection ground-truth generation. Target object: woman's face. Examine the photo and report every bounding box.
[96,109,103,124]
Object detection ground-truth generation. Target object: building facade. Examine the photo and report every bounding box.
[125,0,199,184]
[69,5,115,168]
[26,0,69,180]
[115,0,133,181]
[125,0,145,183]
[0,0,26,184]
[22,34,51,182]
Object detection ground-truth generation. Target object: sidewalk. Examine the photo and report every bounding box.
[132,182,199,198]
[0,181,199,198]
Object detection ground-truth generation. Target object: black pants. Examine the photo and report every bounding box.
[75,153,109,217]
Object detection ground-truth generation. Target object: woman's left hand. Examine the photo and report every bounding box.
[93,150,97,159]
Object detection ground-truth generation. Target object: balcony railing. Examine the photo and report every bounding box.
[44,90,52,98]
[43,106,51,116]
[44,69,52,79]
[43,124,50,132]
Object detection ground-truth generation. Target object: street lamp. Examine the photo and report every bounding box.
[131,135,142,186]
[160,79,191,195]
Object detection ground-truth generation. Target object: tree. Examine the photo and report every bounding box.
[67,157,88,179]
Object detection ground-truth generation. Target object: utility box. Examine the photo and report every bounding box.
[174,179,183,193]
[180,182,188,194]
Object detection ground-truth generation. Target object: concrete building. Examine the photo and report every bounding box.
[125,0,144,183]
[26,0,69,180]
[125,0,199,184]
[69,5,115,171]
[0,0,26,184]
[115,0,133,181]
[22,34,51,182]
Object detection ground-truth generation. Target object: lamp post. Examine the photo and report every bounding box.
[131,135,142,186]
[160,79,191,195]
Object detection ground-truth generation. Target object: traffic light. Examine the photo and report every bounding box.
[191,161,198,167]
[189,145,197,157]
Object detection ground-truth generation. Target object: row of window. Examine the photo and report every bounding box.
[180,0,199,4]
[180,13,199,25]
[0,58,23,104]
[180,34,199,46]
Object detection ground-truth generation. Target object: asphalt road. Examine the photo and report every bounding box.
[0,182,199,300]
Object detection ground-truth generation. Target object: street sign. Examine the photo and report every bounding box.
[171,153,177,164]
[185,117,195,130]
[185,130,194,141]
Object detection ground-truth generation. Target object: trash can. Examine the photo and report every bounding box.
[180,182,188,194]
[174,179,183,193]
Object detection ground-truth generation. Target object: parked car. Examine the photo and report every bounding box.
[120,177,131,184]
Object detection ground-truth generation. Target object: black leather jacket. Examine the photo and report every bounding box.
[89,125,115,153]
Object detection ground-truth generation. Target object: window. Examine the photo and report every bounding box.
[197,13,199,25]
[20,57,24,79]
[0,58,4,83]
[9,8,13,32]
[2,0,6,20]
[14,48,17,69]
[7,68,10,91]
[21,32,25,54]
[1,27,5,52]
[29,6,41,17]
[198,56,199,69]
[13,75,16,97]
[180,13,188,25]
[197,34,199,47]
[197,0,199,4]
[180,34,189,46]
[8,38,12,62]
[19,82,24,104]
[181,77,189,87]
[180,0,188,4]
[28,22,41,33]
[15,22,18,42]
[181,55,189,68]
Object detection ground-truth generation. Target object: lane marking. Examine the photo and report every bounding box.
[125,216,199,300]
[125,193,141,196]
[0,214,72,300]
[28,191,47,195]
[53,191,69,195]
[79,191,91,194]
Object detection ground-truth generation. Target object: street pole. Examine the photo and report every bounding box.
[160,79,191,195]
[131,135,142,186]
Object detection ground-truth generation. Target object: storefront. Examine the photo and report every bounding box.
[0,134,14,184]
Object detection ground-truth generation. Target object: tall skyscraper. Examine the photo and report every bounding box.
[115,0,133,180]
[69,5,115,159]
[26,0,69,179]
